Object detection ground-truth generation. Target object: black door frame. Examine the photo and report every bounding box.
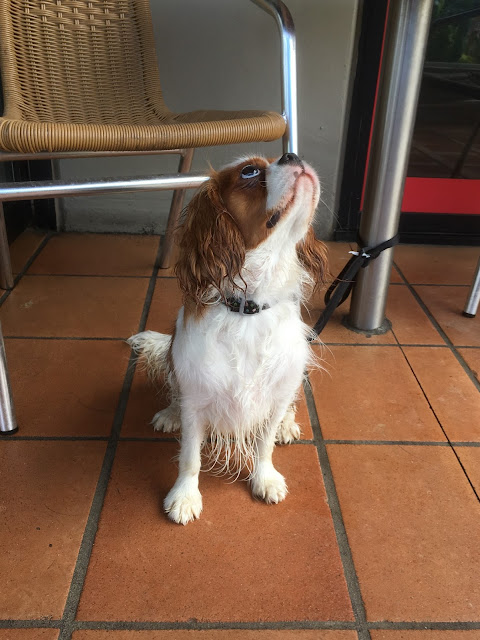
[335,0,388,243]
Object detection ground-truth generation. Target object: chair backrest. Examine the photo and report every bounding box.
[0,0,168,124]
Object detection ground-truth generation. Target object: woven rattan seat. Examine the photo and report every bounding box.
[0,0,285,153]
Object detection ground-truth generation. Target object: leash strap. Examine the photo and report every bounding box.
[310,234,400,339]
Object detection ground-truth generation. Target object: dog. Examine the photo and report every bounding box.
[128,153,327,525]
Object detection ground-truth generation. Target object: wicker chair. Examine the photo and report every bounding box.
[0,0,297,434]
[0,0,296,286]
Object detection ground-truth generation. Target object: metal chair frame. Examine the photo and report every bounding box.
[0,0,298,434]
[463,257,480,318]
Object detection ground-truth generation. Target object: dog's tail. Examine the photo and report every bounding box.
[127,331,172,380]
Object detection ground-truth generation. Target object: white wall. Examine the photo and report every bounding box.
[59,0,359,239]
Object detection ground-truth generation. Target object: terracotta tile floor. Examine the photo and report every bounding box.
[1,232,480,640]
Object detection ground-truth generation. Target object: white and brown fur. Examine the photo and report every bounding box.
[128,153,327,524]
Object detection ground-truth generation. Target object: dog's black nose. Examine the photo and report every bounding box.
[278,152,303,167]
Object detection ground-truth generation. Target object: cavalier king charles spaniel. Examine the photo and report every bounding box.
[129,152,327,525]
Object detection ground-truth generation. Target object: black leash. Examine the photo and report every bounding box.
[310,234,400,339]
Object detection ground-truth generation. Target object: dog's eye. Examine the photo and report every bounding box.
[240,165,261,179]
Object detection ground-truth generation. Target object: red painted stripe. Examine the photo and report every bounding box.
[402,178,480,215]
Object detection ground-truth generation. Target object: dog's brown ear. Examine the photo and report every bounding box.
[296,226,329,292]
[175,179,246,306]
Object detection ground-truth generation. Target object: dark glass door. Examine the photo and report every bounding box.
[400,0,480,242]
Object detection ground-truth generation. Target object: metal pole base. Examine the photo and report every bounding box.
[342,314,392,336]
[0,426,18,436]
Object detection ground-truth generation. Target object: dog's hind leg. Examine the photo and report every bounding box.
[127,331,172,380]
[152,400,181,433]
[163,402,206,525]
[276,403,301,444]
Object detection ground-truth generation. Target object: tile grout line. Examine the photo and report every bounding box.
[0,620,62,630]
[23,273,179,279]
[382,281,471,287]
[390,325,480,504]
[56,237,165,640]
[0,231,55,308]
[4,434,480,446]
[1,435,110,442]
[303,374,371,640]
[368,621,480,631]
[5,337,479,348]
[23,273,152,278]
[70,619,480,632]
[315,342,447,347]
[393,261,480,393]
[0,620,357,632]
[72,620,357,632]
[6,336,480,350]
[3,617,480,632]
[402,283,471,287]
[4,336,127,341]
[325,439,449,446]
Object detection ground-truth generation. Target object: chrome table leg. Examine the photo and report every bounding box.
[349,0,434,332]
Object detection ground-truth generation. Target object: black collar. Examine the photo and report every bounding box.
[223,295,270,315]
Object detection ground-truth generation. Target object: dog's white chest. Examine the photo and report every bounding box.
[172,303,309,433]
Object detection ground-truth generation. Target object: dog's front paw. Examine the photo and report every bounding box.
[250,467,288,504]
[152,405,181,433]
[164,484,203,525]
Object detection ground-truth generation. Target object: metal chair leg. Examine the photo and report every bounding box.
[252,0,298,155]
[463,257,480,318]
[158,148,195,269]
[0,203,14,290]
[0,321,18,435]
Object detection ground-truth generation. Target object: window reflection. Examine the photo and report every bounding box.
[408,1,480,179]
